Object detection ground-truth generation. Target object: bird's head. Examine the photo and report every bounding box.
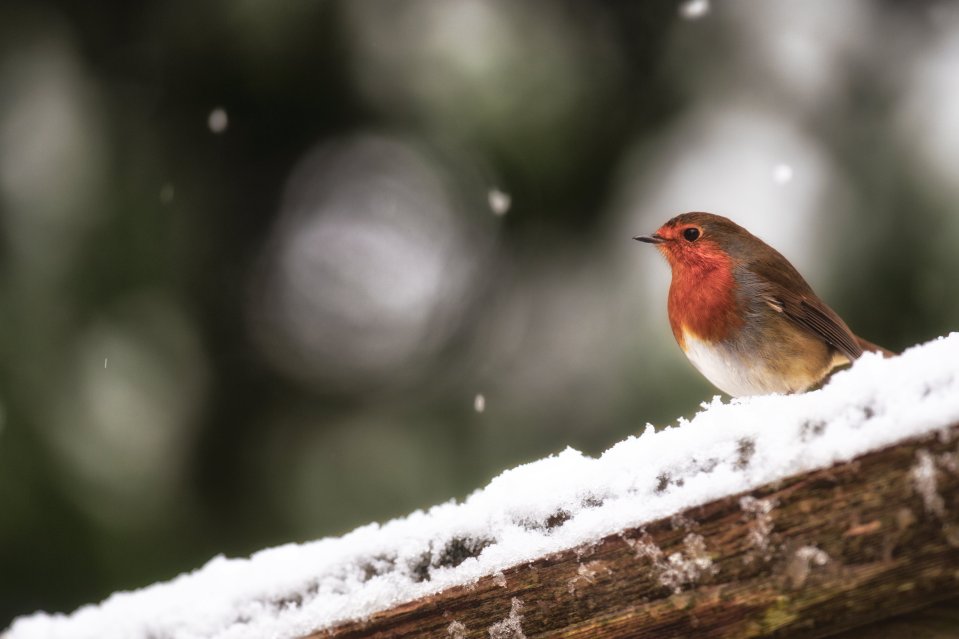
[634,212,752,272]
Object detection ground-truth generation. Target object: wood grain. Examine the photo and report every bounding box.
[831,597,959,639]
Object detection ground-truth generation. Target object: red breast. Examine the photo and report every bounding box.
[658,225,743,349]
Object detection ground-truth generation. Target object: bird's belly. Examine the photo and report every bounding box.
[681,334,806,397]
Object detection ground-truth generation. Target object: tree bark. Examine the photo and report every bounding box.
[831,597,959,639]
[310,422,959,639]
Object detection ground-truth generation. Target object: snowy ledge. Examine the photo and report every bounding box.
[7,335,959,639]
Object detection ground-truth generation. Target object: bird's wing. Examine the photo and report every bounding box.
[740,245,866,362]
[764,292,864,361]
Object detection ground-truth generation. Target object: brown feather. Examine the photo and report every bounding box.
[735,234,866,362]
[778,294,863,362]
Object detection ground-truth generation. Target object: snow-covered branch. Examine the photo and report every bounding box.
[7,335,959,639]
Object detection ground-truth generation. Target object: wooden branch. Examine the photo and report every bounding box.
[831,597,959,639]
[310,422,959,639]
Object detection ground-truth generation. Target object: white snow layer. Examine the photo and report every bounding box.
[7,334,959,639]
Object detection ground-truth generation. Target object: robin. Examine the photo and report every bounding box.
[636,212,893,397]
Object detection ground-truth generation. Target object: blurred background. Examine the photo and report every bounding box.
[1,0,957,625]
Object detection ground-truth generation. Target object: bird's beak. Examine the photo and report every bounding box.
[633,234,665,244]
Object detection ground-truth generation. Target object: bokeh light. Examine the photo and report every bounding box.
[250,134,487,391]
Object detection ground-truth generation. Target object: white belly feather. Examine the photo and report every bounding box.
[682,333,774,397]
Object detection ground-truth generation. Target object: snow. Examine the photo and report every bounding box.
[740,495,776,560]
[786,546,830,589]
[624,532,715,594]
[567,560,611,596]
[447,620,467,638]
[487,598,525,639]
[910,449,945,518]
[7,334,959,639]
[487,188,511,216]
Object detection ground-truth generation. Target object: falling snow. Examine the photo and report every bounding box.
[474,393,486,413]
[773,163,794,184]
[679,0,710,20]
[7,334,959,639]
[208,107,229,134]
[488,188,511,216]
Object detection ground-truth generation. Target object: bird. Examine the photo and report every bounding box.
[635,212,894,397]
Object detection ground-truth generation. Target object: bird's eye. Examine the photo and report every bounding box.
[682,227,701,242]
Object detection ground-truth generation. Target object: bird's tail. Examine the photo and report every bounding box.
[856,335,896,358]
